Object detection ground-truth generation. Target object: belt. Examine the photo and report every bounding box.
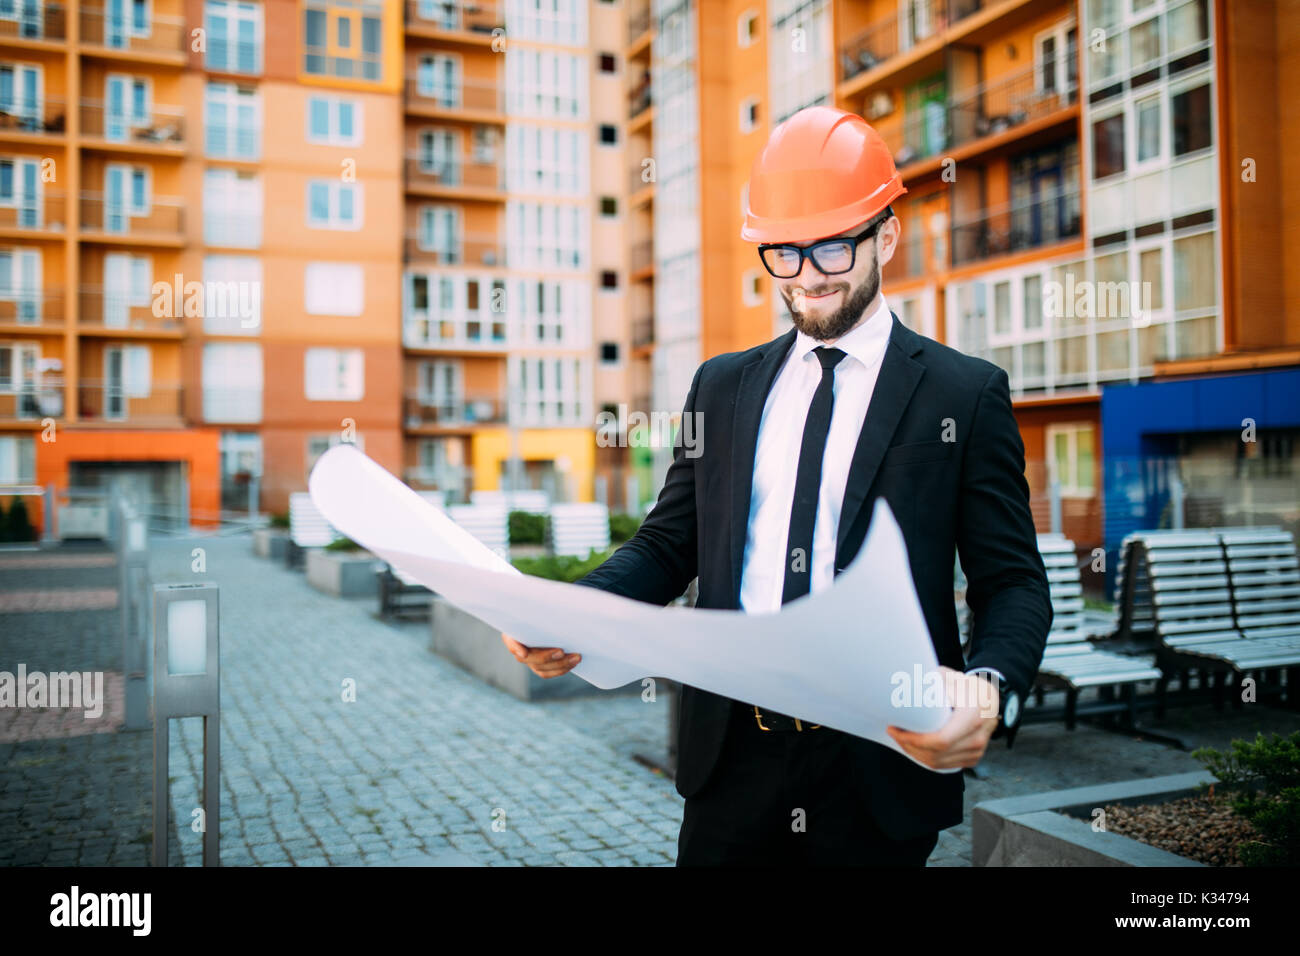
[736,701,822,732]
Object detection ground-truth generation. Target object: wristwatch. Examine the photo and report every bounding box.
[967,667,1022,748]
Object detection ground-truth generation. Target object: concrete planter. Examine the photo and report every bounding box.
[973,771,1217,866]
[430,595,613,700]
[306,548,383,598]
[252,527,288,560]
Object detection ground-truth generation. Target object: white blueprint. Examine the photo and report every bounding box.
[309,444,954,770]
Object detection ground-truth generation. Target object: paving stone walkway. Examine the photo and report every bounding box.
[4,534,1298,867]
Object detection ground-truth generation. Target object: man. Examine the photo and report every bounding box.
[502,105,1052,865]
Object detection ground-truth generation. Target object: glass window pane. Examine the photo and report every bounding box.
[1168,0,1209,54]
[994,281,1011,334]
[1174,315,1215,358]
[1136,96,1160,161]
[1173,233,1215,311]
[1172,85,1211,156]
[1139,248,1163,310]
[1076,428,1094,491]
[1023,274,1043,329]
[309,98,329,137]
[1129,19,1159,70]
[1092,114,1125,179]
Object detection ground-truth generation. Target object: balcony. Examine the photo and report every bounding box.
[404,231,505,266]
[0,191,65,233]
[0,288,63,328]
[628,76,652,121]
[0,380,64,421]
[404,316,507,351]
[80,6,186,58]
[405,77,504,117]
[946,63,1076,152]
[882,233,927,282]
[76,380,183,424]
[632,317,654,348]
[405,154,504,193]
[80,192,184,243]
[0,94,66,136]
[630,239,653,274]
[78,288,184,333]
[627,0,652,45]
[0,3,67,42]
[404,392,506,429]
[80,99,184,148]
[839,0,983,84]
[405,1,504,37]
[628,164,655,197]
[950,184,1081,267]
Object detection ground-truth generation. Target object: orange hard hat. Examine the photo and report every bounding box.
[740,105,906,243]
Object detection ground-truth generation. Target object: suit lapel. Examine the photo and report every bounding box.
[729,326,797,607]
[834,314,926,568]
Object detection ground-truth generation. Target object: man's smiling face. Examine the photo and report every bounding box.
[775,213,900,343]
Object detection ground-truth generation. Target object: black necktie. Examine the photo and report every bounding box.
[782,346,847,605]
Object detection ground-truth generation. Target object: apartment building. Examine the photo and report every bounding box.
[622,0,1299,579]
[0,0,615,529]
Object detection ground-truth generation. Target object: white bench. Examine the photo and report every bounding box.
[549,502,610,558]
[470,489,550,514]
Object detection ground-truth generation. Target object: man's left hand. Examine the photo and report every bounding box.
[886,666,999,770]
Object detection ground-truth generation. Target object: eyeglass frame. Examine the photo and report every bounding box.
[755,208,894,279]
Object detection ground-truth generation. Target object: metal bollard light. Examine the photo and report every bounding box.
[120,507,150,731]
[152,584,220,867]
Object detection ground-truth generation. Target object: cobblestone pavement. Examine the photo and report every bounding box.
[3,535,1299,867]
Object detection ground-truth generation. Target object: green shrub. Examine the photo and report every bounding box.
[1194,731,1300,866]
[324,536,361,552]
[609,513,641,544]
[511,548,613,582]
[269,511,290,529]
[508,510,548,545]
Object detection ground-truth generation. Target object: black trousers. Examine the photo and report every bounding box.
[676,701,940,866]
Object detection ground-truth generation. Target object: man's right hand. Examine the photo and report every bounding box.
[501,633,581,679]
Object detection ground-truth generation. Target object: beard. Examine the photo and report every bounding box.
[785,256,880,342]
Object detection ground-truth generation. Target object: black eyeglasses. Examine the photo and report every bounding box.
[757,216,888,279]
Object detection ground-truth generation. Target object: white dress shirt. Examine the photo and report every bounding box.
[739,294,894,614]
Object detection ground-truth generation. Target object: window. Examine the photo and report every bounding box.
[739,96,759,133]
[599,270,618,290]
[304,262,363,316]
[1171,84,1210,156]
[738,9,758,47]
[597,53,616,73]
[1091,113,1124,179]
[205,82,260,158]
[599,342,619,364]
[203,255,262,334]
[599,196,617,217]
[304,1,382,80]
[203,342,262,422]
[306,432,363,480]
[1135,94,1161,164]
[0,248,42,323]
[0,434,35,483]
[742,268,762,307]
[1047,423,1096,497]
[1167,0,1209,55]
[416,54,458,104]
[306,95,361,146]
[101,252,151,328]
[306,180,362,230]
[103,74,150,142]
[506,48,586,118]
[204,169,262,247]
[0,157,40,228]
[505,125,586,195]
[304,347,364,401]
[598,123,617,145]
[1173,232,1214,312]
[418,205,460,261]
[104,345,151,407]
[205,0,263,74]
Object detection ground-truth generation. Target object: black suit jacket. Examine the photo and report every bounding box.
[574,313,1052,839]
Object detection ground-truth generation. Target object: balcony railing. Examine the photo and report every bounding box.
[630,239,653,273]
[0,3,67,41]
[628,0,651,44]
[404,317,507,350]
[405,231,505,266]
[947,63,1076,150]
[404,392,506,427]
[405,77,503,112]
[80,6,186,55]
[882,233,926,282]
[80,100,184,145]
[78,288,184,331]
[406,0,503,34]
[405,154,504,190]
[632,317,654,348]
[839,0,982,82]
[76,380,183,423]
[950,184,1081,267]
[0,191,65,231]
[304,45,380,81]
[628,79,652,120]
[80,193,184,237]
[0,94,66,134]
[0,288,63,326]
[0,380,64,420]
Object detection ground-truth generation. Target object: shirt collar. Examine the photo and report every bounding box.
[791,292,892,370]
